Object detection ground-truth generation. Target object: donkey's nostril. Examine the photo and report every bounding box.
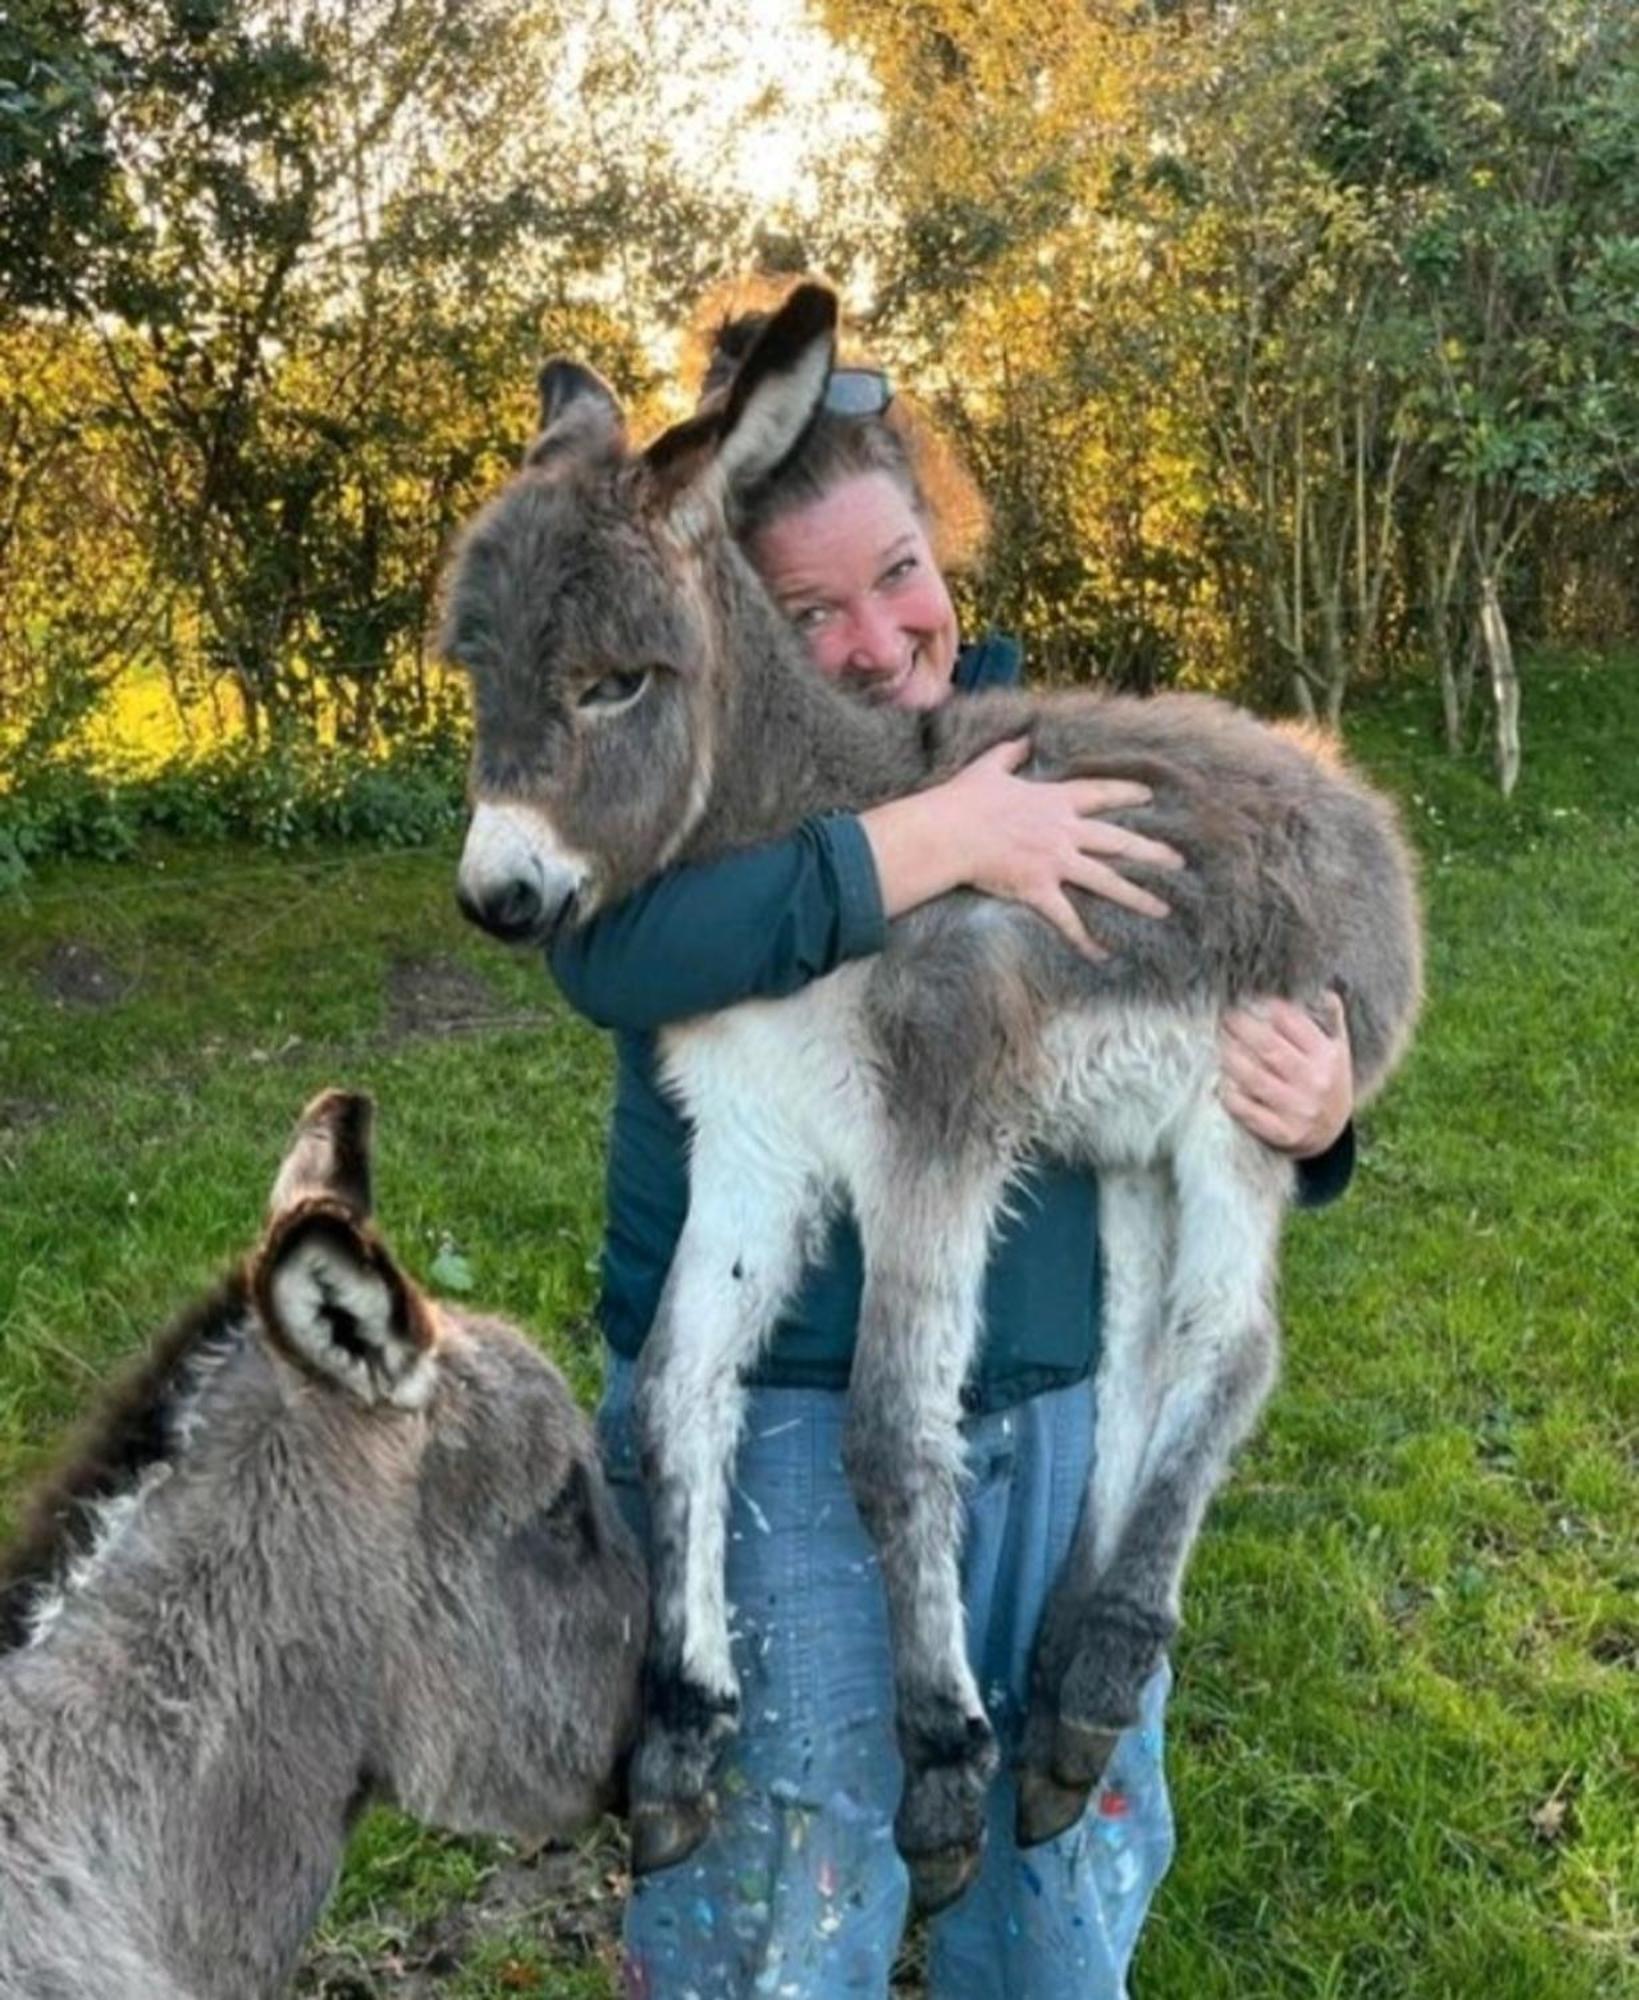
[492,878,545,938]
[456,875,545,942]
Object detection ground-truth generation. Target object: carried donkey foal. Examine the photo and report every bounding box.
[0,1091,646,2000]
[447,285,1423,1912]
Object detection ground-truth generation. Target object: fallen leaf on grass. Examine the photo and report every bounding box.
[430,1241,475,1292]
[1530,1771,1578,1845]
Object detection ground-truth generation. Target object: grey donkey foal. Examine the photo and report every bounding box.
[446,285,1423,1912]
[0,1091,646,2000]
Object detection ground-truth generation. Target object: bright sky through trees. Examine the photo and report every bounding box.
[551,0,883,289]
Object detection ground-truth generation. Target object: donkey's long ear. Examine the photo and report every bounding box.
[642,283,838,527]
[254,1205,439,1410]
[526,358,626,468]
[269,1089,373,1222]
[259,1092,437,1408]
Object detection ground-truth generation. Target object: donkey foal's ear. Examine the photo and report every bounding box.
[641,283,838,532]
[714,283,838,495]
[256,1210,438,1410]
[528,359,625,466]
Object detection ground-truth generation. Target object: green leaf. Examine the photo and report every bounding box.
[429,1242,475,1293]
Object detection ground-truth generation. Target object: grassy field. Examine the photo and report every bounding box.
[1,654,1636,1997]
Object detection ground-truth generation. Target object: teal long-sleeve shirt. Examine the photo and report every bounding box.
[548,636,1353,1415]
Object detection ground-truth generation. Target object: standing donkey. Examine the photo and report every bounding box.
[0,1090,646,2000]
[446,284,1423,1912]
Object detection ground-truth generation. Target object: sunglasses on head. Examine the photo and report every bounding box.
[823,366,893,418]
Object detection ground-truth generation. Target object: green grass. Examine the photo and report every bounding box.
[2,650,1636,1996]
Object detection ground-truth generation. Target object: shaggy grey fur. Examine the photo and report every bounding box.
[0,1092,646,2000]
[445,284,1422,1912]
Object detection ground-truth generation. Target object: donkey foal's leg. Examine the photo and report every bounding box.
[1040,1116,1284,1828]
[1018,1166,1172,1846]
[844,1167,1003,1916]
[630,1165,811,1877]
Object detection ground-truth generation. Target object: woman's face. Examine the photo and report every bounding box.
[750,470,960,711]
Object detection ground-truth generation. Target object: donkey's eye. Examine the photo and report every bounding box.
[577,668,651,712]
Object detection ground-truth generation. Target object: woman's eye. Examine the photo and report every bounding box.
[881,556,918,587]
[577,668,651,710]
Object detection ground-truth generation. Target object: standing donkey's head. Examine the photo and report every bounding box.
[249,1092,650,1839]
[0,1091,647,1848]
[444,283,840,944]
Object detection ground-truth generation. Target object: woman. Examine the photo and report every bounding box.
[549,308,1354,1999]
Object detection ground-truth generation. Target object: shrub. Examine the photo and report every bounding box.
[0,729,468,885]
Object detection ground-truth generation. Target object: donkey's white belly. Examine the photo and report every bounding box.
[1030,1004,1222,1172]
[658,963,883,1195]
[659,969,1221,1185]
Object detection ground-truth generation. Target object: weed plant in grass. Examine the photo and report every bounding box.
[1,652,1635,1997]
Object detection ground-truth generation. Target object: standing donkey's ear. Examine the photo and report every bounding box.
[257,1091,438,1409]
[642,283,839,529]
[268,1089,373,1222]
[527,359,626,468]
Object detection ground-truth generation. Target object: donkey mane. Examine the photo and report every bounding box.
[0,1271,249,1655]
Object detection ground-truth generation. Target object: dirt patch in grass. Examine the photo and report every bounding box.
[0,1097,59,1139]
[384,956,508,1040]
[1589,1623,1639,1671]
[0,1095,60,1173]
[298,1830,627,1998]
[35,940,134,1010]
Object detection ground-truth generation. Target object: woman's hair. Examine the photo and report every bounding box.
[688,277,989,574]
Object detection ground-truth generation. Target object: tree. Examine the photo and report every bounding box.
[0,1,132,314]
[820,0,1639,789]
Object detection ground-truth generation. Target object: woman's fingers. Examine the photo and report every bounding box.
[1064,777,1154,815]
[1218,1040,1310,1119]
[1220,1083,1302,1149]
[1219,989,1354,1156]
[1039,889,1109,961]
[1224,998,1324,1060]
[979,735,1036,774]
[1064,854,1172,920]
[1074,819,1185,873]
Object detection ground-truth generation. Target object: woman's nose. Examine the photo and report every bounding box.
[844,602,909,675]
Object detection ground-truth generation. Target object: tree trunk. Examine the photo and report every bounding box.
[1477,572,1521,796]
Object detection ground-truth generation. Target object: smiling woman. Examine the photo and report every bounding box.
[753,471,962,708]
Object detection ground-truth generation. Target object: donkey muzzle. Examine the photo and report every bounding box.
[457,802,587,943]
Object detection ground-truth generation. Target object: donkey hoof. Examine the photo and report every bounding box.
[630,1796,716,1877]
[1016,1765,1091,1849]
[905,1839,984,1917]
[1052,1717,1121,1793]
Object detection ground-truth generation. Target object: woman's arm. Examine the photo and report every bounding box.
[548,816,884,1032]
[552,754,1184,1033]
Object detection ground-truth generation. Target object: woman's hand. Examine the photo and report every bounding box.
[1219,992,1353,1159]
[862,736,1184,956]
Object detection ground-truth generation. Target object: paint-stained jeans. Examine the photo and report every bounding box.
[598,1358,1175,1999]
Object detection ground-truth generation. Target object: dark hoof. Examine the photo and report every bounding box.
[905,1839,984,1916]
[629,1796,715,1877]
[1016,1764,1091,1848]
[1053,1716,1120,1793]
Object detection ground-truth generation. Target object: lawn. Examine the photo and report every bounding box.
[1,654,1635,1997]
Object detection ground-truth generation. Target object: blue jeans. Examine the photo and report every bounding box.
[599,1359,1175,1999]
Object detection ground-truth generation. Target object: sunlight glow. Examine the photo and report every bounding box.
[555,0,883,247]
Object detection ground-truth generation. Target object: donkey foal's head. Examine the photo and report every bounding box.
[445,285,840,942]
